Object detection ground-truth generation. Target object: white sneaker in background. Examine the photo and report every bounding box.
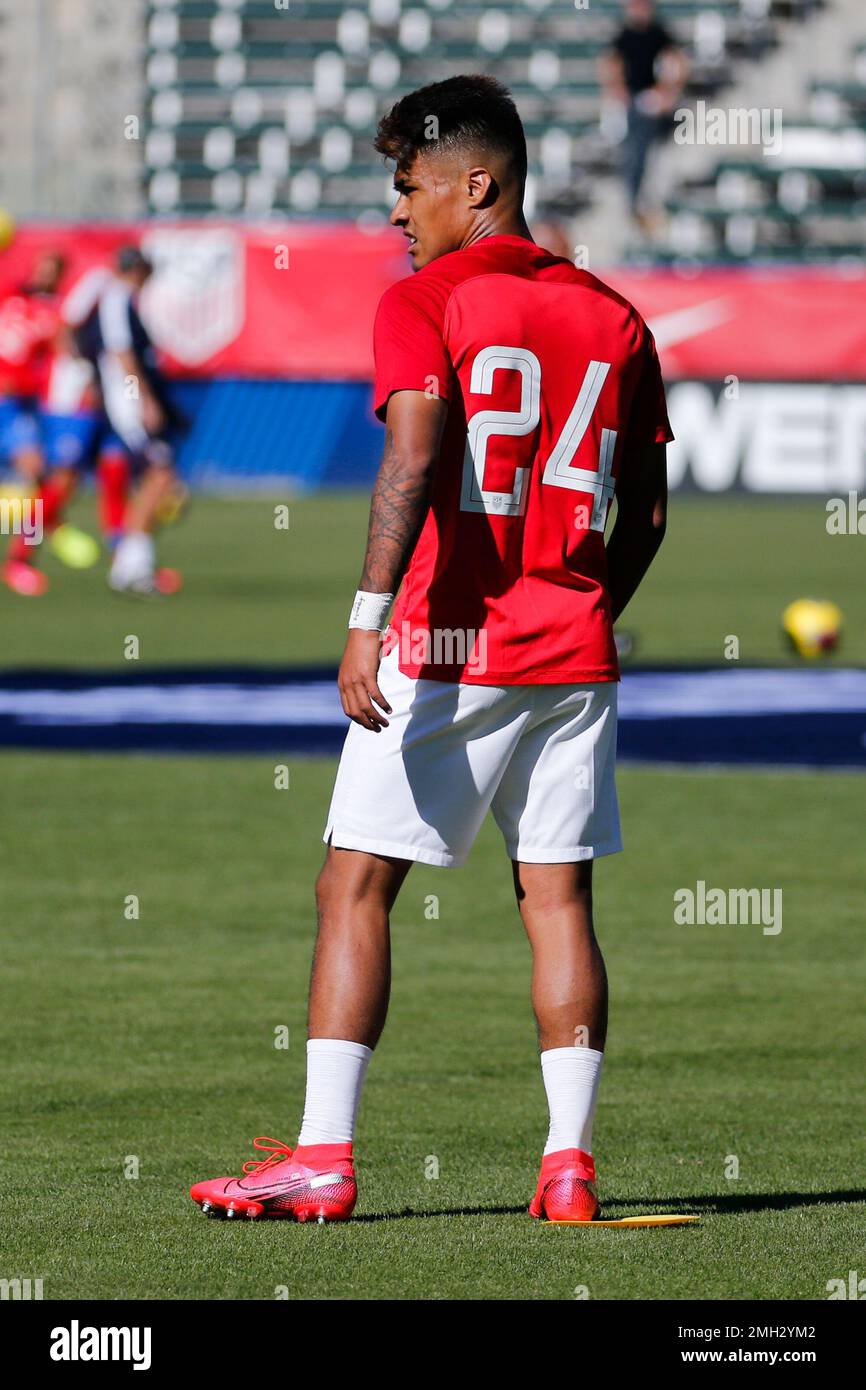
[108,532,157,593]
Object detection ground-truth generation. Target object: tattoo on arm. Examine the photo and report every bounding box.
[359,428,434,593]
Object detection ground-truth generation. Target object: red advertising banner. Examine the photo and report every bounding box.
[608,266,866,385]
[2,222,864,383]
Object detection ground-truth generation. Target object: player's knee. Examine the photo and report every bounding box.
[515,863,593,920]
[520,884,594,928]
[316,848,393,925]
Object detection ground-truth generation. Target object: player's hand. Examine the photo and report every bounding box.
[141,393,166,436]
[338,629,393,732]
[635,88,664,116]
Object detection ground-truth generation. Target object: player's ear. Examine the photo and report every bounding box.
[467,167,497,207]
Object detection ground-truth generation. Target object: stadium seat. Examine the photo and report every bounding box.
[143,0,858,265]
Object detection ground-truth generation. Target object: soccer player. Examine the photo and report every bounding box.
[83,245,185,595]
[0,251,63,478]
[57,257,186,562]
[0,250,97,595]
[191,76,672,1224]
[54,260,130,554]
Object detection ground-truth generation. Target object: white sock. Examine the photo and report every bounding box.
[110,531,155,584]
[296,1038,373,1146]
[541,1046,604,1156]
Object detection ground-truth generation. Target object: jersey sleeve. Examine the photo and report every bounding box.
[61,268,110,327]
[373,279,453,422]
[628,325,674,448]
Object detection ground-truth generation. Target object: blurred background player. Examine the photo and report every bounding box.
[81,245,186,595]
[56,258,130,555]
[0,249,99,595]
[0,250,62,487]
[59,255,185,563]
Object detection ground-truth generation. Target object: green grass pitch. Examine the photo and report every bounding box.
[1,493,863,1299]
[2,492,865,669]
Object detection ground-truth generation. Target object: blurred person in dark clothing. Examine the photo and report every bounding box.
[599,0,687,231]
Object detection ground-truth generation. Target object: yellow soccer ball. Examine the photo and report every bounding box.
[782,599,842,659]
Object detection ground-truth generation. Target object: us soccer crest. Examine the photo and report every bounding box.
[138,228,245,367]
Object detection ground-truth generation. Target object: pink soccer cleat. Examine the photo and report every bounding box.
[154,567,183,595]
[190,1136,357,1223]
[529,1147,600,1222]
[3,559,48,596]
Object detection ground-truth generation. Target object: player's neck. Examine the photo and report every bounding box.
[461,216,534,251]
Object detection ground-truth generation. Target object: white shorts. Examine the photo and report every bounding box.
[98,356,171,466]
[324,647,621,868]
[98,356,149,453]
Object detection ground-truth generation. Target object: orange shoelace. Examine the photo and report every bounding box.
[241,1137,295,1175]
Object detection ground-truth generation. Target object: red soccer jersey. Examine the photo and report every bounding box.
[0,289,61,400]
[373,234,673,685]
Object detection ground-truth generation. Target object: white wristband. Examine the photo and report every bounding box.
[349,590,393,632]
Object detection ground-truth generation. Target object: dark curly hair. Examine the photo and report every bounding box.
[375,74,527,188]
